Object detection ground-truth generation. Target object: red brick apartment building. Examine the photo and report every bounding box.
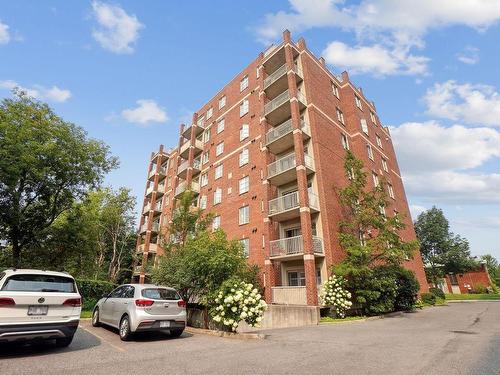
[132,30,429,306]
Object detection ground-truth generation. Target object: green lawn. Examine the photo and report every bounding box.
[320,316,365,323]
[445,293,500,300]
[81,310,92,318]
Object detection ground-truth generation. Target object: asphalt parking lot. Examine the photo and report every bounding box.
[0,301,499,375]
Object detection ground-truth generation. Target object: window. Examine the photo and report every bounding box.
[370,111,377,124]
[197,116,205,127]
[240,238,250,258]
[355,95,362,109]
[2,274,76,293]
[316,269,322,285]
[336,108,344,124]
[206,107,213,119]
[203,129,210,143]
[379,205,386,217]
[240,124,249,141]
[200,195,207,210]
[202,152,209,165]
[376,135,383,148]
[341,133,349,150]
[214,188,222,205]
[288,271,306,287]
[217,118,225,134]
[216,141,224,156]
[240,99,249,117]
[361,119,369,134]
[372,172,379,187]
[240,75,249,91]
[215,164,223,180]
[332,82,339,98]
[239,148,249,166]
[239,205,250,225]
[388,184,395,199]
[382,158,388,172]
[219,95,226,109]
[367,144,374,160]
[239,176,249,194]
[449,273,458,285]
[200,172,208,187]
[212,215,221,230]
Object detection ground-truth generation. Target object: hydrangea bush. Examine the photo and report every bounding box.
[321,274,352,318]
[210,279,267,331]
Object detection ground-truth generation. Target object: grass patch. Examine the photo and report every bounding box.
[320,316,365,323]
[81,310,92,319]
[445,293,500,301]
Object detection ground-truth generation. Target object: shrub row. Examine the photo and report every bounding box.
[76,279,117,310]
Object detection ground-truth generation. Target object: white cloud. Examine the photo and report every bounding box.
[322,41,428,76]
[457,46,480,65]
[256,0,500,76]
[91,1,143,54]
[391,121,500,204]
[121,99,168,125]
[0,21,10,44]
[409,204,427,219]
[423,80,500,127]
[0,80,72,103]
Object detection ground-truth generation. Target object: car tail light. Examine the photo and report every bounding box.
[177,300,186,308]
[63,298,82,307]
[135,299,154,307]
[0,298,15,307]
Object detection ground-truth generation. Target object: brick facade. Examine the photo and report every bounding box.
[443,264,493,294]
[132,30,429,304]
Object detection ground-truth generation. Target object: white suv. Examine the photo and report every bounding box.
[0,269,81,347]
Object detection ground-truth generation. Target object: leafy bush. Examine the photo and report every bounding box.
[413,299,424,309]
[210,278,267,331]
[82,298,98,311]
[429,287,445,300]
[421,292,436,305]
[321,275,352,318]
[76,279,117,307]
[392,266,420,311]
[473,283,487,294]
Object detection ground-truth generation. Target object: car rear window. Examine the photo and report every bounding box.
[142,288,180,300]
[1,274,76,293]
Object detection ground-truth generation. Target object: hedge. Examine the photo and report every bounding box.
[76,279,117,310]
[429,287,445,300]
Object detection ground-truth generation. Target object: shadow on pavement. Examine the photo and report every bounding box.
[0,327,101,359]
[96,323,193,342]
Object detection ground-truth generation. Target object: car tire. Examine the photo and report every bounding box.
[92,308,101,327]
[55,335,74,348]
[169,329,184,338]
[119,315,132,341]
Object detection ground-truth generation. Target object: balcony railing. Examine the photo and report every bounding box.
[264,64,287,88]
[270,235,324,257]
[178,160,189,175]
[151,222,159,232]
[264,90,290,115]
[146,185,154,196]
[267,152,296,179]
[180,141,190,156]
[157,184,165,194]
[272,286,307,305]
[191,181,200,193]
[148,169,155,179]
[268,190,319,216]
[175,182,186,196]
[134,265,143,274]
[266,119,309,145]
[193,158,201,170]
[140,223,148,233]
[142,203,151,214]
[297,91,307,105]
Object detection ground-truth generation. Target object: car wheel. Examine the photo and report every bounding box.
[55,335,74,348]
[169,329,184,338]
[119,316,132,341]
[92,308,101,327]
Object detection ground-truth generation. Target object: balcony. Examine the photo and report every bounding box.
[139,223,148,234]
[142,203,151,215]
[182,123,204,139]
[272,286,307,305]
[192,158,201,175]
[179,139,204,159]
[269,235,324,259]
[157,184,165,196]
[133,265,143,274]
[267,153,315,186]
[139,243,158,253]
[268,190,320,221]
[266,119,310,154]
[175,181,187,197]
[151,222,160,233]
[152,203,162,215]
[264,64,303,100]
[177,160,189,179]
[146,185,154,197]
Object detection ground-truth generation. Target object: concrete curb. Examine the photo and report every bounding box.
[185,326,267,340]
[446,299,500,303]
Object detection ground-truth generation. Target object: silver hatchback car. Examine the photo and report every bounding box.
[92,284,186,341]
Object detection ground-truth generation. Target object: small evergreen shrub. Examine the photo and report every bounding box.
[421,292,436,305]
[429,287,445,300]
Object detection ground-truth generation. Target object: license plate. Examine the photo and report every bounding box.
[28,305,48,316]
[160,321,171,328]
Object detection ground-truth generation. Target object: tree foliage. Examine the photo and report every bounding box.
[0,91,117,266]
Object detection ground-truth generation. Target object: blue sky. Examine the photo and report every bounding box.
[1,1,500,259]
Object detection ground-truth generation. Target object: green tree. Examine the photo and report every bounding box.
[333,151,419,314]
[0,91,117,267]
[480,254,500,286]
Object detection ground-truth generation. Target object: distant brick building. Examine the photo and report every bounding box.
[441,264,493,294]
[132,30,429,306]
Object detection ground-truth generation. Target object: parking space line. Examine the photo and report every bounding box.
[80,326,127,353]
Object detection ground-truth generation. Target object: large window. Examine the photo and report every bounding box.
[288,271,306,287]
[219,95,226,109]
[239,176,249,194]
[200,172,208,187]
[332,82,339,98]
[361,119,369,134]
[240,99,249,117]
[367,144,374,160]
[240,124,249,141]
[341,134,349,150]
[214,188,222,205]
[239,148,249,166]
[240,238,250,258]
[206,107,213,120]
[1,274,76,293]
[382,158,388,172]
[240,75,249,91]
[203,129,210,143]
[388,184,395,199]
[216,142,224,156]
[336,108,344,124]
[239,205,249,225]
[199,195,207,209]
[217,118,225,134]
[215,164,223,180]
[355,95,362,109]
[372,172,380,187]
[212,216,221,230]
